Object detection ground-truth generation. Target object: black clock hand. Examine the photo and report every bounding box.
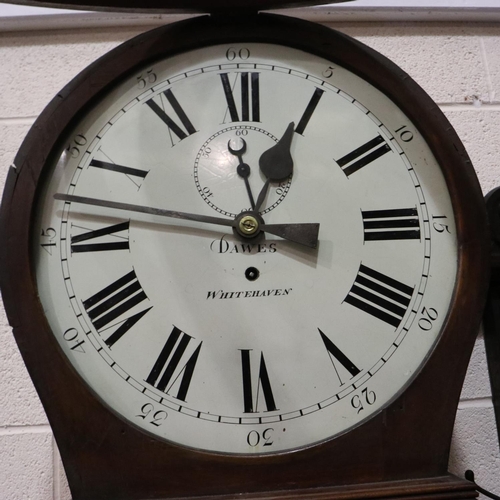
[261,222,319,249]
[55,193,235,227]
[227,138,256,210]
[255,121,295,212]
[54,193,319,248]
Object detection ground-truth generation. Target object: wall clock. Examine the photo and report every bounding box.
[0,1,490,499]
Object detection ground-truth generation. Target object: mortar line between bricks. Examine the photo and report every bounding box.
[52,435,59,500]
[0,424,52,435]
[1,106,499,127]
[0,116,37,125]
[458,397,493,409]
[479,36,495,103]
[439,103,500,111]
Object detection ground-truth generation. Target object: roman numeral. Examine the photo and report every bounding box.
[89,157,148,189]
[89,159,149,180]
[362,208,421,241]
[318,328,360,385]
[337,135,391,177]
[240,350,278,413]
[220,72,260,123]
[146,89,197,146]
[82,270,151,347]
[71,220,130,253]
[146,326,202,402]
[295,87,325,135]
[344,264,414,328]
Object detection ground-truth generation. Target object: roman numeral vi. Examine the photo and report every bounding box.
[240,350,278,413]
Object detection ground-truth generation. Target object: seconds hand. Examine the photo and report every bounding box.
[227,138,256,210]
[54,193,320,248]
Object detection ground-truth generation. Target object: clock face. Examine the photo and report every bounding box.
[33,43,457,454]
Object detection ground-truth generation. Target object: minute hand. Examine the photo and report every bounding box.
[54,193,234,227]
[53,194,319,248]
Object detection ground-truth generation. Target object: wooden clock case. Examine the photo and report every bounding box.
[0,7,490,500]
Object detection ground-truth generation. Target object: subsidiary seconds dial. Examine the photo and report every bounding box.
[194,125,292,216]
[33,43,457,455]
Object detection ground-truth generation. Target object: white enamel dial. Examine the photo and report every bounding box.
[34,43,457,454]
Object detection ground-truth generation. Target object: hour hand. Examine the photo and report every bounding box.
[53,193,319,248]
[261,222,319,249]
[255,122,294,212]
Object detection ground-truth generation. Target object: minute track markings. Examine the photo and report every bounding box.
[71,339,406,425]
[51,58,438,444]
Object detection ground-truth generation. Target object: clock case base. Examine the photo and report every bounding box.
[165,476,477,499]
[0,11,489,500]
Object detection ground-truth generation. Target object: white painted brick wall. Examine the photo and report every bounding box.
[0,18,499,500]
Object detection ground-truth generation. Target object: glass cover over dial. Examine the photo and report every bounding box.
[34,43,457,454]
